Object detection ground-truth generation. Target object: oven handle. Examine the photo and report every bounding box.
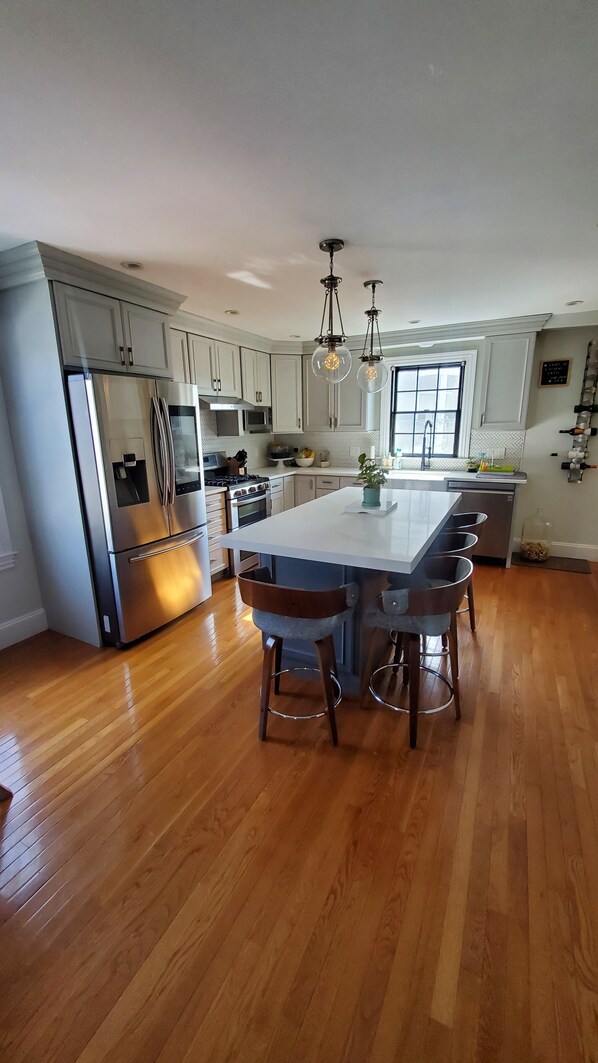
[228,493,269,508]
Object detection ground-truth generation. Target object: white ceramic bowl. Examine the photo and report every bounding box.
[295,456,315,467]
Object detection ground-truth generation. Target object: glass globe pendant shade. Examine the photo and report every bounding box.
[312,341,352,383]
[356,357,389,394]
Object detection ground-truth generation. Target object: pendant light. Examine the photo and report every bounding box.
[312,239,352,384]
[356,279,389,394]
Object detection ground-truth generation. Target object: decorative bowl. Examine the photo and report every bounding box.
[295,456,315,467]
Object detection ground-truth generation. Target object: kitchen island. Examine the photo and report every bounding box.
[221,486,461,692]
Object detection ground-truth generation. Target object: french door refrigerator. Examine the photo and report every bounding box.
[68,373,211,645]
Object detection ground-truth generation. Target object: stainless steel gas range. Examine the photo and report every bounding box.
[203,452,271,575]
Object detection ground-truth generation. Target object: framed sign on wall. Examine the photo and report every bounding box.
[539,359,571,387]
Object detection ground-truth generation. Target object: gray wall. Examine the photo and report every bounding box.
[517,327,598,551]
[0,377,46,647]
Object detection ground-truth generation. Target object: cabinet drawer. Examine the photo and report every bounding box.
[316,476,339,490]
[339,475,360,487]
[205,493,226,512]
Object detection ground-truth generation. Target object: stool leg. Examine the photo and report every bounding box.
[0,785,12,802]
[467,577,476,632]
[259,636,278,740]
[407,634,420,748]
[448,619,461,720]
[315,636,339,746]
[360,626,389,704]
[273,637,283,694]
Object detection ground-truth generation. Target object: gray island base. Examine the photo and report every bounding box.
[222,487,462,694]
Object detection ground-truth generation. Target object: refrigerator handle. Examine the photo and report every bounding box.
[151,396,169,506]
[129,530,204,562]
[160,396,176,506]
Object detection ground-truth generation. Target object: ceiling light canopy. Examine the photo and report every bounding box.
[312,239,352,384]
[356,280,389,394]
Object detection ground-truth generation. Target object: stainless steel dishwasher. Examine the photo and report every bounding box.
[446,480,516,563]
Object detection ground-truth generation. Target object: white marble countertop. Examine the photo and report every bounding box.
[221,486,462,574]
[253,465,526,486]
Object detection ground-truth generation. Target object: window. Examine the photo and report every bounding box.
[379,348,477,460]
[389,361,464,457]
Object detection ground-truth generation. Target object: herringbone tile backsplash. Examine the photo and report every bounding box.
[200,407,525,473]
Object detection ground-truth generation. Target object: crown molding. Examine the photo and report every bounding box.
[171,307,303,354]
[544,309,598,329]
[0,242,186,314]
[302,313,552,355]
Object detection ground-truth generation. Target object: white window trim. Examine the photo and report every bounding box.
[0,488,16,570]
[379,348,478,459]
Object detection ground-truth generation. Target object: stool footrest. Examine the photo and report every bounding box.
[268,666,342,720]
[369,663,454,715]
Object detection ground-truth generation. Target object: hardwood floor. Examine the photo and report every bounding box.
[1,562,597,1062]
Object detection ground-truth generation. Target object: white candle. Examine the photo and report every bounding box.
[370,445,376,460]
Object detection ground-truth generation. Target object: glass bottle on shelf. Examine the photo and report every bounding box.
[520,508,553,563]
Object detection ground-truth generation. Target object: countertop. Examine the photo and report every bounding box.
[221,486,462,574]
[252,465,527,486]
[205,485,228,496]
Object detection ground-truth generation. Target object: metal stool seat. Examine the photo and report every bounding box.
[238,568,358,745]
[361,556,473,748]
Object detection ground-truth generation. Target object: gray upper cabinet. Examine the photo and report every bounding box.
[241,347,271,406]
[302,353,372,432]
[170,329,190,382]
[53,282,172,378]
[271,355,303,433]
[54,283,171,377]
[187,334,241,397]
[474,333,536,431]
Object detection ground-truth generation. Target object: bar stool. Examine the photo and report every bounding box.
[443,512,487,630]
[361,556,473,748]
[238,568,358,745]
[427,529,478,637]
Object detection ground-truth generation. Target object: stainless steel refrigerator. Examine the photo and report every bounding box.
[68,373,211,645]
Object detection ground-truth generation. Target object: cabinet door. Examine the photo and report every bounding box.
[121,302,171,377]
[303,356,333,430]
[272,355,303,433]
[215,342,241,396]
[240,348,257,403]
[294,476,315,506]
[271,491,284,515]
[54,283,126,372]
[255,350,271,406]
[476,333,535,430]
[169,329,190,382]
[283,476,295,510]
[188,335,217,393]
[335,356,366,430]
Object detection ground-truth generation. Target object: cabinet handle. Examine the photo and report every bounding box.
[297,417,301,428]
[218,378,222,391]
[119,345,125,365]
[480,411,485,425]
[127,346,134,366]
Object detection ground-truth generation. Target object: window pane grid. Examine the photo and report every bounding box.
[389,362,464,457]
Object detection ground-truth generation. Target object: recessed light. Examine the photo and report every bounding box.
[565,300,583,306]
[289,334,301,338]
[418,342,435,348]
[224,309,240,315]
[408,319,421,324]
[120,261,143,270]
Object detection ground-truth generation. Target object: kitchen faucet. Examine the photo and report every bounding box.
[421,419,433,470]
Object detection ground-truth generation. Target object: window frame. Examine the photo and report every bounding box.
[378,348,477,460]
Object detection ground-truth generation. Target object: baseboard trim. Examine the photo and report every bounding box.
[0,608,48,651]
[512,538,598,563]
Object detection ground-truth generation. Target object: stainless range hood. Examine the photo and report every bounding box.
[198,395,253,411]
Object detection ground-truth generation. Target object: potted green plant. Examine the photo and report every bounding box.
[356,452,387,507]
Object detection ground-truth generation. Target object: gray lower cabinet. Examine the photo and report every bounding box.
[294,475,316,506]
[54,282,171,376]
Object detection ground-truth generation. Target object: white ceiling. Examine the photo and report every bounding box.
[1,0,597,340]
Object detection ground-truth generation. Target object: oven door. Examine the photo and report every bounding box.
[228,491,271,574]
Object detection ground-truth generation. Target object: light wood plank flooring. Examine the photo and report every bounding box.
[1,562,597,1062]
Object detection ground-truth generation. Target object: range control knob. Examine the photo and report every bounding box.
[248,485,256,493]
[234,488,243,498]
